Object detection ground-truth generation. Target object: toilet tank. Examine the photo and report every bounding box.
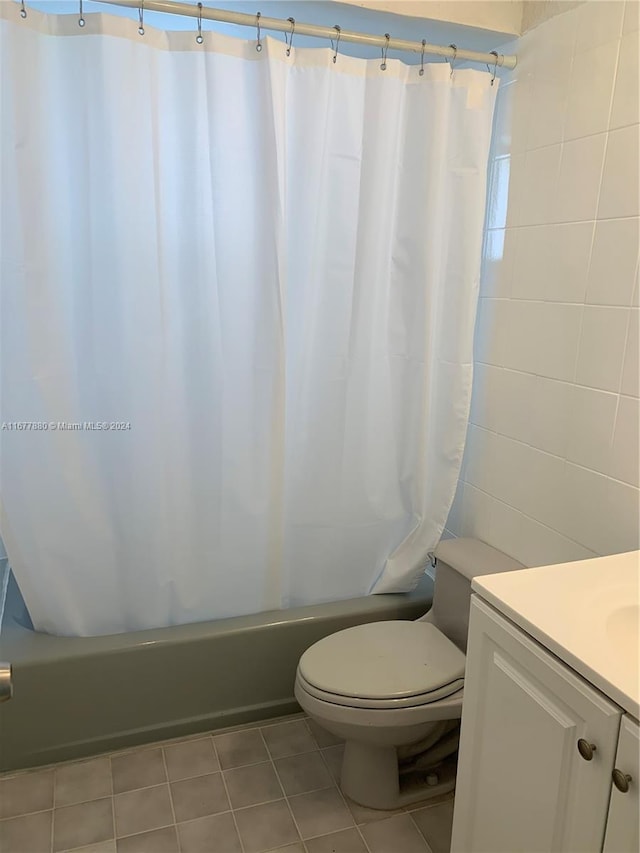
[429,538,523,652]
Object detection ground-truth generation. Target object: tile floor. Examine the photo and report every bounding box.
[0,714,454,853]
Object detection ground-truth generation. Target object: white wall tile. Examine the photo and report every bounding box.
[486,156,523,229]
[481,229,516,298]
[445,479,465,535]
[560,462,640,554]
[463,430,515,512]
[565,385,618,473]
[491,82,520,158]
[526,71,570,151]
[461,1,640,567]
[575,305,630,391]
[511,222,592,302]
[512,515,597,566]
[464,428,561,529]
[462,478,597,568]
[459,483,495,543]
[528,376,573,458]
[586,218,640,306]
[610,395,640,486]
[564,40,620,141]
[621,308,639,396]
[502,439,566,530]
[469,364,537,443]
[555,133,607,223]
[623,0,640,34]
[507,301,583,381]
[505,155,526,229]
[497,493,597,566]
[469,368,572,460]
[598,124,640,219]
[462,488,531,565]
[524,4,578,73]
[611,33,640,129]
[518,144,562,225]
[574,0,625,53]
[463,425,499,496]
[507,78,532,156]
[474,297,512,366]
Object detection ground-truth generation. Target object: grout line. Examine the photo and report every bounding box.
[107,757,117,853]
[121,811,232,833]
[219,756,281,772]
[502,116,640,158]
[488,211,640,230]
[478,295,637,309]
[615,305,635,397]
[111,780,179,799]
[461,480,599,556]
[50,770,56,853]
[159,749,178,851]
[472,360,639,404]
[406,809,437,853]
[101,816,177,845]
[213,738,246,853]
[0,796,111,823]
[259,727,306,851]
[329,773,373,853]
[356,825,373,853]
[467,420,639,489]
[109,793,116,853]
[302,718,322,752]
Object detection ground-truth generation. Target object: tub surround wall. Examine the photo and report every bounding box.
[447,0,640,566]
[334,0,524,35]
[520,0,585,32]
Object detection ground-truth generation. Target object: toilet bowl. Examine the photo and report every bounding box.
[295,538,523,810]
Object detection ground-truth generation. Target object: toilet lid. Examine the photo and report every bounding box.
[298,621,465,701]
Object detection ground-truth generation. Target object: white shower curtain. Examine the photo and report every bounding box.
[0,6,497,636]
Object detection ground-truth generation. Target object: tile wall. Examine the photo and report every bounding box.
[447,0,640,566]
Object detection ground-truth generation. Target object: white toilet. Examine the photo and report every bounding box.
[295,538,522,810]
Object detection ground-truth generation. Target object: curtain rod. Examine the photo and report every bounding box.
[91,0,517,69]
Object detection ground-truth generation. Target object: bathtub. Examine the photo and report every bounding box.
[0,570,433,772]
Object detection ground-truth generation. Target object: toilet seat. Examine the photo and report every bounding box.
[298,620,465,710]
[296,670,464,710]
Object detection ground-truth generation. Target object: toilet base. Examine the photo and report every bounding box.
[341,740,456,810]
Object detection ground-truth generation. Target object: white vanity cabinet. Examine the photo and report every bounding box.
[603,714,639,853]
[451,596,628,853]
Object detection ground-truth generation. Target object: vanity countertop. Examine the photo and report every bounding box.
[472,550,640,719]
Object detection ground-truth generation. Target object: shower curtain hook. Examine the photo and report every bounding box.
[419,38,426,76]
[448,44,457,77]
[255,12,262,52]
[285,17,295,56]
[380,33,390,71]
[195,1,203,44]
[487,49,499,85]
[330,25,341,64]
[138,0,144,35]
[78,0,85,27]
[19,0,27,18]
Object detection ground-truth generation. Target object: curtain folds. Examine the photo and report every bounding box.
[0,7,497,636]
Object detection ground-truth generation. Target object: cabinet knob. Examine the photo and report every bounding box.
[577,739,597,761]
[612,769,632,793]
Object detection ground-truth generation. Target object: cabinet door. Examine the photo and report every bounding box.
[603,715,639,853]
[451,596,621,853]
